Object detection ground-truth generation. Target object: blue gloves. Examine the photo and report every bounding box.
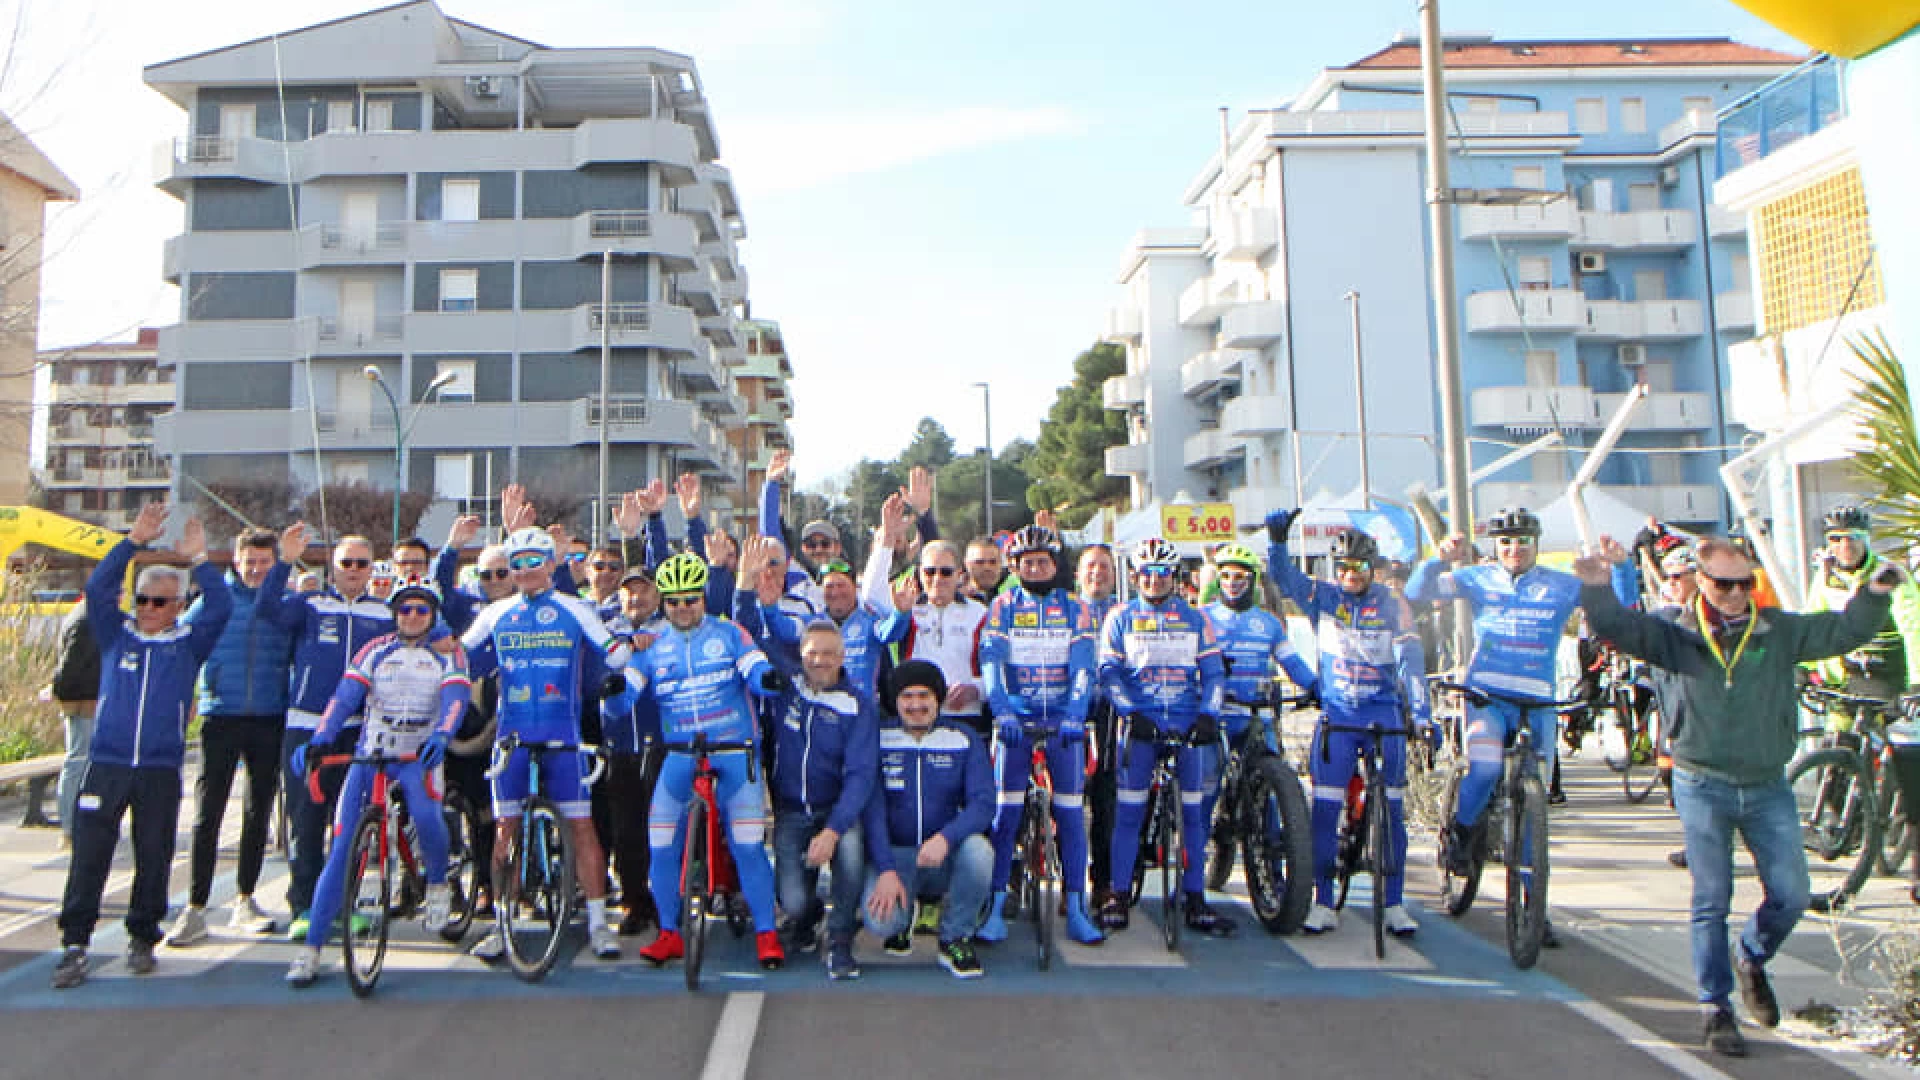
[290,742,310,779]
[996,716,1024,746]
[1266,508,1302,544]
[418,732,449,770]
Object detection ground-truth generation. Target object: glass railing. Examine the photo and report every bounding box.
[1717,55,1846,175]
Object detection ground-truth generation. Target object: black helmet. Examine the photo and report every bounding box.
[1823,505,1871,534]
[1328,529,1378,563]
[1485,507,1542,539]
[1006,524,1062,560]
[389,580,441,613]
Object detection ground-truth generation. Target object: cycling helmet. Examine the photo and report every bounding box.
[1006,524,1063,560]
[504,527,556,561]
[1130,537,1181,573]
[1659,546,1697,577]
[369,560,396,584]
[1328,529,1379,564]
[1485,506,1542,539]
[1212,543,1261,574]
[653,552,710,596]
[1823,505,1871,534]
[389,580,441,612]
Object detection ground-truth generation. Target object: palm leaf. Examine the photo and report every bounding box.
[1845,331,1920,548]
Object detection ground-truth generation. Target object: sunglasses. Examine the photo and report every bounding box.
[476,567,511,580]
[565,551,588,563]
[336,558,372,569]
[662,594,703,608]
[393,558,428,568]
[134,594,179,608]
[394,603,434,617]
[1664,572,1692,582]
[588,561,623,572]
[1335,559,1372,574]
[921,566,957,578]
[508,554,549,571]
[1700,572,1756,591]
[1494,536,1536,547]
[818,560,853,578]
[801,537,835,549]
[1137,564,1176,578]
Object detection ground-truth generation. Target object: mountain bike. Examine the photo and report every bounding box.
[1791,687,1885,911]
[1321,710,1413,959]
[1593,648,1666,805]
[1204,689,1314,935]
[675,734,755,992]
[486,734,604,982]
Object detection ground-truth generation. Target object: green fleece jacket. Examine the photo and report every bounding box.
[1581,581,1891,784]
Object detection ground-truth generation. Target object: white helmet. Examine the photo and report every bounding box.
[505,527,555,562]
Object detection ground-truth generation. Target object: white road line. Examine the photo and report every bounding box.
[698,991,765,1080]
[1562,999,1736,1080]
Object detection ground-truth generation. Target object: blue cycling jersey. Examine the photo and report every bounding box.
[629,615,778,746]
[979,585,1095,728]
[1405,558,1625,702]
[1203,600,1318,714]
[461,588,629,743]
[1096,595,1226,730]
[1271,543,1425,714]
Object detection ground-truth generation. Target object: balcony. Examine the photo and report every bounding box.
[1102,373,1146,410]
[1573,210,1697,251]
[568,396,700,448]
[1181,349,1251,397]
[310,314,405,353]
[673,267,719,316]
[1105,442,1151,477]
[1459,201,1577,242]
[127,462,171,483]
[1580,299,1703,341]
[1231,484,1292,529]
[1218,300,1286,348]
[572,210,698,270]
[698,313,738,348]
[1464,289,1584,333]
[297,222,408,267]
[1477,480,1721,522]
[1597,391,1715,430]
[1252,109,1570,140]
[1707,204,1746,238]
[1470,386,1596,432]
[1657,111,1716,149]
[1716,291,1755,330]
[1102,306,1143,346]
[1178,277,1239,327]
[1717,54,1846,176]
[1183,428,1241,468]
[157,320,306,363]
[1221,393,1289,436]
[1211,208,1277,261]
[576,302,701,356]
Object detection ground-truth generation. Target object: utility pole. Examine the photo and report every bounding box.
[1346,290,1371,509]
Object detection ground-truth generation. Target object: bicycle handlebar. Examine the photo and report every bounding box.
[306,751,424,805]
[1429,678,1585,712]
[1802,686,1896,713]
[485,735,607,788]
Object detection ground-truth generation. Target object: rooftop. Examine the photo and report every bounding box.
[1346,36,1805,70]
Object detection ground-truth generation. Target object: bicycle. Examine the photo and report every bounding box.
[1002,725,1061,971]
[674,733,756,992]
[1321,710,1414,960]
[1203,689,1314,935]
[437,788,483,943]
[306,749,440,998]
[1432,679,1581,970]
[485,734,604,982]
[1127,726,1220,953]
[1594,648,1666,805]
[1789,687,1887,910]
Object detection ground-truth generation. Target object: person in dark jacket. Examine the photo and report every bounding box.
[49,598,100,843]
[1576,535,1900,1057]
[52,502,229,990]
[168,528,295,944]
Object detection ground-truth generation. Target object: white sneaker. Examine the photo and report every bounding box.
[589,923,620,960]
[230,895,277,935]
[1383,904,1418,937]
[469,925,506,962]
[422,884,452,933]
[1302,904,1339,934]
[165,906,209,948]
[285,946,321,987]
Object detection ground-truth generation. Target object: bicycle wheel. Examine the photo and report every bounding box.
[1023,797,1055,970]
[1240,755,1314,934]
[341,809,389,998]
[1623,704,1662,804]
[439,794,479,942]
[1129,785,1157,906]
[1437,768,1483,916]
[1880,765,1913,878]
[682,798,710,993]
[1505,766,1550,970]
[1205,761,1239,891]
[1368,774,1390,960]
[502,797,575,982]
[1790,747,1880,912]
[1159,773,1182,953]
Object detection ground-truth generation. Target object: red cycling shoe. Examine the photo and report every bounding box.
[640,930,685,966]
[756,930,786,970]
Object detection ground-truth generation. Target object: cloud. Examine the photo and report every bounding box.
[723,104,1082,196]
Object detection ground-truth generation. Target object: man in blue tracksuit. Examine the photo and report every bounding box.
[1406,506,1635,945]
[861,660,996,978]
[171,527,296,945]
[1097,537,1232,937]
[753,553,909,708]
[764,621,876,979]
[1266,510,1427,936]
[257,522,394,941]
[53,503,230,990]
[977,524,1105,946]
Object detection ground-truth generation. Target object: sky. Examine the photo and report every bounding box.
[10,0,1803,486]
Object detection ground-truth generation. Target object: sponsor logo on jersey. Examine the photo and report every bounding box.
[535,607,559,625]
[507,685,531,703]
[1014,612,1039,628]
[702,638,727,660]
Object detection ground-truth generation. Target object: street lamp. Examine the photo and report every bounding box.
[972,382,992,538]
[364,365,457,546]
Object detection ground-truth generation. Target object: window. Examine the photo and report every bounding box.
[1682,96,1715,128]
[1523,350,1558,388]
[439,269,478,313]
[1620,98,1646,133]
[1627,183,1661,212]
[326,101,356,134]
[332,461,371,485]
[1518,255,1552,289]
[1512,165,1546,190]
[1582,178,1614,213]
[435,359,476,401]
[435,454,473,499]
[1633,269,1667,301]
[1574,98,1607,134]
[365,100,394,133]
[442,179,480,223]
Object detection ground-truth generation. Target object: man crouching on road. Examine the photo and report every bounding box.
[1574,535,1901,1058]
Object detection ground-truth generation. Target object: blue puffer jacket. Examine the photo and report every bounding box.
[768,676,877,834]
[187,571,295,716]
[86,539,230,768]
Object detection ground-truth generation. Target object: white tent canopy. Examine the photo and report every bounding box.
[1532,488,1653,552]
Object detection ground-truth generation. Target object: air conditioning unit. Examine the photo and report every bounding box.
[1619,343,1649,367]
[1660,165,1681,188]
[466,75,500,99]
[1577,252,1607,275]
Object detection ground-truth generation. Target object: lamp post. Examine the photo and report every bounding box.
[973,381,992,539]
[364,366,456,546]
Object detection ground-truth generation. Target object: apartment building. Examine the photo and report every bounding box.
[145,1,767,534]
[734,317,793,532]
[0,113,80,506]
[39,329,173,530]
[1100,36,1800,532]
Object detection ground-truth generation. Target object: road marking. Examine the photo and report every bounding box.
[698,991,764,1080]
[1562,998,1736,1080]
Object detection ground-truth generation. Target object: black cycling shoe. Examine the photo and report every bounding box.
[1098,894,1129,932]
[1183,895,1237,938]
[1443,823,1478,878]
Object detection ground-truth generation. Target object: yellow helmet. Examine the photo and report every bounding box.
[653,552,710,596]
[1213,543,1261,574]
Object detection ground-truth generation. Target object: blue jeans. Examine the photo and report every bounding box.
[1671,767,1810,1009]
[58,710,94,839]
[773,810,865,940]
[861,833,994,942]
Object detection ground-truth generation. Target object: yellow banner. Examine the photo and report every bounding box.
[1162,503,1236,544]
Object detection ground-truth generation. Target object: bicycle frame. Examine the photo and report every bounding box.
[308,751,437,893]
[679,737,754,904]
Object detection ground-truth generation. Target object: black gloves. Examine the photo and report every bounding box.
[1265,508,1302,545]
[1128,713,1159,743]
[761,669,792,694]
[1190,714,1221,745]
[600,673,629,700]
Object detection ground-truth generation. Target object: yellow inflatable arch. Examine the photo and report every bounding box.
[1728,0,1920,58]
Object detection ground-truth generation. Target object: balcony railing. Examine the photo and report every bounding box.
[587,210,652,238]
[315,315,404,343]
[1717,54,1846,175]
[179,135,236,163]
[317,222,407,252]
[583,394,651,427]
[589,302,653,333]
[127,462,170,482]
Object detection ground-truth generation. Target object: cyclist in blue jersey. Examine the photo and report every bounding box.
[1097,537,1233,936]
[629,551,790,971]
[1205,542,1319,743]
[461,527,631,963]
[1407,506,1633,945]
[1266,511,1426,935]
[286,583,469,986]
[977,524,1106,947]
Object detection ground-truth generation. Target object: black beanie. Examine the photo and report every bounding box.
[887,659,948,707]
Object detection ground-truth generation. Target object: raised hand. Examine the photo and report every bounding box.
[1438,534,1474,564]
[178,517,207,562]
[638,479,669,516]
[1596,535,1629,565]
[766,448,790,486]
[1035,508,1057,533]
[279,521,311,564]
[447,514,482,550]
[500,484,529,530]
[704,529,738,571]
[128,501,168,546]
[546,523,573,556]
[880,492,912,547]
[890,569,921,613]
[615,491,645,539]
[905,466,934,516]
[1570,551,1614,586]
[676,471,703,520]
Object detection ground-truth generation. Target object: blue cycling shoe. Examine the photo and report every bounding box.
[1065,893,1105,945]
[976,891,1009,943]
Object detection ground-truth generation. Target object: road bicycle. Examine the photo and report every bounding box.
[675,734,755,992]
[1790,686,1888,910]
[307,749,443,997]
[1002,725,1062,970]
[1433,680,1581,970]
[486,734,604,982]
[1203,689,1314,935]
[1592,647,1666,805]
[1127,726,1221,953]
[1321,710,1414,959]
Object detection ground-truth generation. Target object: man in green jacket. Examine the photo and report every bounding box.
[1575,535,1901,1058]
[1805,505,1920,702]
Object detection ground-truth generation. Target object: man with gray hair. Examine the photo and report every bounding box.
[52,502,230,989]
